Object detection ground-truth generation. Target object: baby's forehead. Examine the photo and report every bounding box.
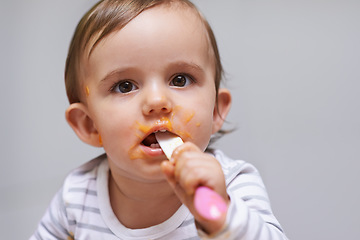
[84,1,208,59]
[85,3,212,66]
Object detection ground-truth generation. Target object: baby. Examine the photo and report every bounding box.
[31,0,287,239]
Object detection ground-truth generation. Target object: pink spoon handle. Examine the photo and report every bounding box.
[194,186,227,220]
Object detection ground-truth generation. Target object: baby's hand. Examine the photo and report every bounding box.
[161,142,229,235]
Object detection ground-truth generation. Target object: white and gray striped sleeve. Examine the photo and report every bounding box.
[198,152,288,240]
[30,188,74,240]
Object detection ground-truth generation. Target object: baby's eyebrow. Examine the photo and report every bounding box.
[168,61,205,74]
[100,67,136,83]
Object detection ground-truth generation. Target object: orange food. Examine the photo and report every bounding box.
[85,86,90,97]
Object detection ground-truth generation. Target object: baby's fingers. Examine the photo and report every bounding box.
[172,143,206,194]
[161,161,176,185]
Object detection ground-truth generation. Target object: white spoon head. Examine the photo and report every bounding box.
[155,132,184,161]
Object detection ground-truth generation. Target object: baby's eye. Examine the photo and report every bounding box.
[170,74,193,87]
[112,80,138,93]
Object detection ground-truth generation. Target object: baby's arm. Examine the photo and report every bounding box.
[198,170,288,240]
[30,188,73,240]
[161,143,288,239]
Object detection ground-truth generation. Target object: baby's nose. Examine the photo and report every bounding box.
[142,86,172,115]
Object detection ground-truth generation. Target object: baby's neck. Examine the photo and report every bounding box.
[109,171,182,229]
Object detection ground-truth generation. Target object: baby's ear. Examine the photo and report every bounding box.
[212,88,232,134]
[65,103,102,147]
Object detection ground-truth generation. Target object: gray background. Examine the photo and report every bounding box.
[1,0,359,239]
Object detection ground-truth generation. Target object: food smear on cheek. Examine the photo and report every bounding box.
[182,111,195,124]
[135,121,153,135]
[128,146,148,160]
[172,105,195,125]
[98,134,103,146]
[85,86,90,97]
[179,110,196,139]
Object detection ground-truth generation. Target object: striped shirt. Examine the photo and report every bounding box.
[30,150,287,239]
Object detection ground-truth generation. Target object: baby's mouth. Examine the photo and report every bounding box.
[141,130,168,148]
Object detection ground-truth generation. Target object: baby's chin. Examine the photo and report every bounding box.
[109,159,168,182]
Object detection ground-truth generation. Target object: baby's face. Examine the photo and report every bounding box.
[82,5,219,181]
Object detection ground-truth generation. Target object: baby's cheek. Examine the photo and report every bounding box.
[192,125,213,151]
[177,109,213,151]
[100,121,136,151]
[181,110,195,125]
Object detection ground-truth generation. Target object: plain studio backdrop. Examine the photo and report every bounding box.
[1,0,359,239]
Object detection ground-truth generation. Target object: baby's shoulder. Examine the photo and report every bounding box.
[212,149,260,184]
[62,153,107,196]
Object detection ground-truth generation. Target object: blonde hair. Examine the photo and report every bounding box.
[64,0,223,104]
